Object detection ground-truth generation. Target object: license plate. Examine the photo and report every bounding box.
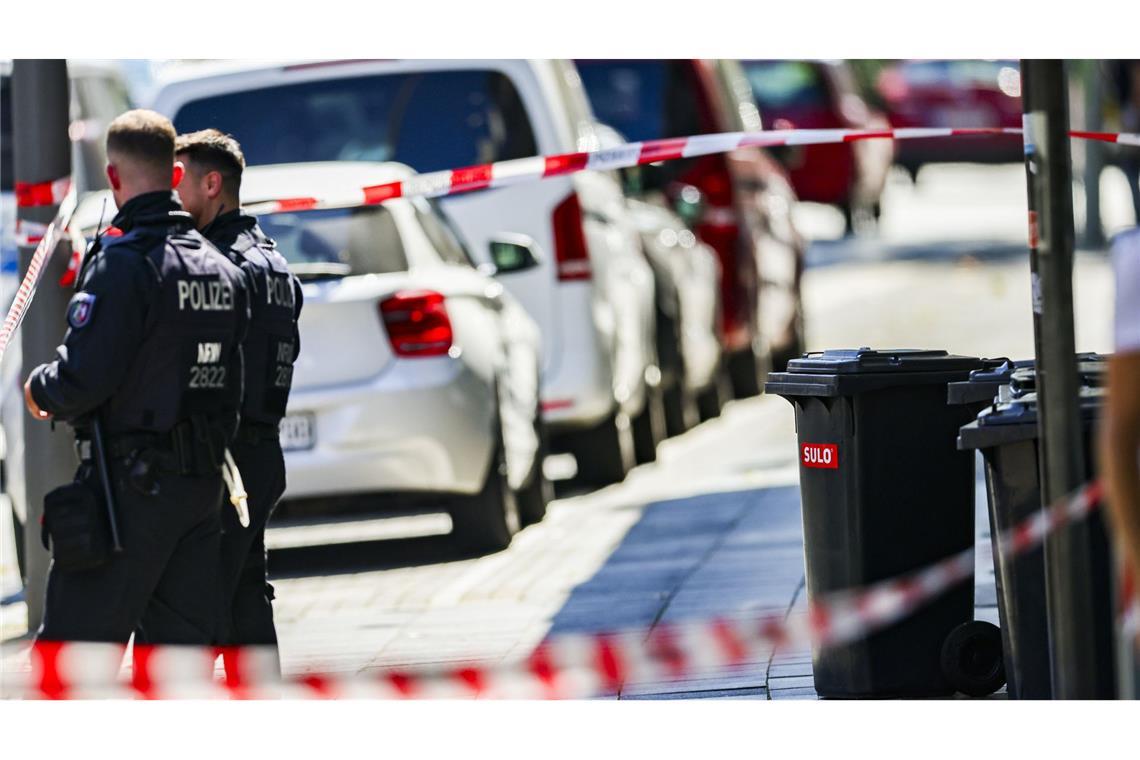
[279,413,316,452]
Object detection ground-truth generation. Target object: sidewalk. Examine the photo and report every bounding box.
[575,460,998,700]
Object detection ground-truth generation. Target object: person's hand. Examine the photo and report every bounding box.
[24,378,51,421]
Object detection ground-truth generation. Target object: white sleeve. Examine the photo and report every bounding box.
[1114,230,1140,355]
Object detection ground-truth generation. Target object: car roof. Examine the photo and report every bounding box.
[151,59,544,96]
[152,59,300,87]
[241,161,416,205]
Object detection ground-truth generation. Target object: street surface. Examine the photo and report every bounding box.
[0,163,1120,697]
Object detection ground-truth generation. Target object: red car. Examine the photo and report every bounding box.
[576,59,807,390]
[877,59,1023,177]
[740,60,893,231]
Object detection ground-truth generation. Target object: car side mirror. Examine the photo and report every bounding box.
[487,235,540,276]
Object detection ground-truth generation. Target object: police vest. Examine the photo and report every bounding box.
[103,225,247,435]
[230,226,299,424]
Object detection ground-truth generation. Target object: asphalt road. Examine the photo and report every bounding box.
[0,163,1122,696]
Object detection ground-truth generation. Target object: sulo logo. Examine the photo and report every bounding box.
[802,443,838,470]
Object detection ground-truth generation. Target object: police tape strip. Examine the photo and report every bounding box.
[9,480,1132,700]
[1070,130,1140,147]
[244,127,1140,214]
[4,127,1138,364]
[0,177,76,365]
[14,177,72,209]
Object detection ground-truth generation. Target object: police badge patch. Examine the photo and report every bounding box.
[67,293,96,329]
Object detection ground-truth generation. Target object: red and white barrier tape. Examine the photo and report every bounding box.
[244,126,1140,214]
[8,480,1130,700]
[14,177,71,209]
[1070,130,1140,147]
[4,127,1139,362]
[0,177,76,365]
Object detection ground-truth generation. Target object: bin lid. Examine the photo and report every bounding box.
[958,386,1105,449]
[947,353,1108,407]
[767,348,984,398]
[1007,354,1107,398]
[946,357,1027,405]
[981,387,1104,425]
[785,348,983,375]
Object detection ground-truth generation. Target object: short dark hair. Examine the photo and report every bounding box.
[175,129,246,198]
[106,109,177,177]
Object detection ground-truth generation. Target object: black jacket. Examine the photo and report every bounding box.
[29,191,250,437]
[201,209,303,425]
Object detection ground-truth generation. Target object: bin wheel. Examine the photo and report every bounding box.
[940,621,1005,697]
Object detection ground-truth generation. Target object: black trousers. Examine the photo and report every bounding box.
[217,435,285,647]
[38,458,224,645]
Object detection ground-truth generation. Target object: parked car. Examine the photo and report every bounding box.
[63,162,549,553]
[876,59,1023,177]
[739,59,893,231]
[593,122,726,431]
[1,59,133,582]
[151,59,663,486]
[575,58,807,386]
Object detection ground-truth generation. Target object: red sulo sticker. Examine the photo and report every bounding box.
[801,443,838,470]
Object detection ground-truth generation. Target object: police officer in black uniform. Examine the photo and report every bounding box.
[173,129,302,673]
[24,110,249,646]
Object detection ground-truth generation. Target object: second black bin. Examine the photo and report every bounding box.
[767,348,1003,697]
[957,357,1117,699]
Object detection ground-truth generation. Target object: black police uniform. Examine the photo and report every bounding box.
[28,190,249,645]
[199,209,302,649]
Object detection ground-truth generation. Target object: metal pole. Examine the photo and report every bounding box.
[1020,59,1110,698]
[1082,60,1106,249]
[12,59,74,634]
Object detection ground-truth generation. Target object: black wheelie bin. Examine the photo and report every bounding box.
[766,348,1005,698]
[957,356,1117,699]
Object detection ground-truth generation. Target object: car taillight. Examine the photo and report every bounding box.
[379,290,453,357]
[552,192,592,281]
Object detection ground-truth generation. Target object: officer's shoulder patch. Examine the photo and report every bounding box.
[67,292,96,329]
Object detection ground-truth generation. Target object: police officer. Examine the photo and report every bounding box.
[172,129,302,674]
[23,110,249,647]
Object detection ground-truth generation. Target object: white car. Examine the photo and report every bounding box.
[150,58,662,487]
[593,122,726,433]
[62,162,549,554]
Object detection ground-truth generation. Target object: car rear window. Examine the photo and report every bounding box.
[741,61,828,110]
[173,70,538,173]
[259,206,408,280]
[576,60,702,142]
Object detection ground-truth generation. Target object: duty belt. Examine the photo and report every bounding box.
[76,420,225,477]
[75,431,175,462]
